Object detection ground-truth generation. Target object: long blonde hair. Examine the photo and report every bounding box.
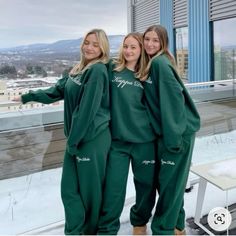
[143,25,177,80]
[70,29,110,75]
[114,32,148,81]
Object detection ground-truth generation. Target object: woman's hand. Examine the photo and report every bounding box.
[12,96,22,102]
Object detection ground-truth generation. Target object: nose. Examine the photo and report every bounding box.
[125,47,133,54]
[86,43,93,50]
[126,48,132,53]
[147,41,153,47]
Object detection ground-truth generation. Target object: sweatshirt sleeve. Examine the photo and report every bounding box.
[152,58,187,153]
[67,65,108,154]
[21,76,68,104]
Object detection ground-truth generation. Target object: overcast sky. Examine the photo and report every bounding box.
[0,0,128,49]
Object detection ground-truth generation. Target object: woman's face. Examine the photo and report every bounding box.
[123,36,141,65]
[82,33,102,61]
[144,30,161,57]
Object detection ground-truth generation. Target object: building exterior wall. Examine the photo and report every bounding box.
[128,0,160,33]
[128,0,236,83]
[160,0,174,53]
[188,0,211,83]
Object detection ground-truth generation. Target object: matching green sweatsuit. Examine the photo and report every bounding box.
[98,65,157,234]
[143,55,201,235]
[22,62,111,235]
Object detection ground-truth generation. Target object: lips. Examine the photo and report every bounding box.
[85,52,93,55]
[146,48,156,54]
[124,55,135,61]
[146,47,154,51]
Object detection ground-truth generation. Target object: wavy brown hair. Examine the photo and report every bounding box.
[143,25,177,80]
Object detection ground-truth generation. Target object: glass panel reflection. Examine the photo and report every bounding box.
[175,27,188,81]
[214,18,236,81]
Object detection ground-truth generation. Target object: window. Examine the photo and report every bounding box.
[213,18,236,81]
[175,27,188,81]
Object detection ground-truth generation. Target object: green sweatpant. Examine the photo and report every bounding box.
[61,128,111,235]
[98,140,156,235]
[151,133,196,235]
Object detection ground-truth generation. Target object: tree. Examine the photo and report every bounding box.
[62,66,73,77]
[26,64,34,74]
[0,65,17,77]
[25,64,48,77]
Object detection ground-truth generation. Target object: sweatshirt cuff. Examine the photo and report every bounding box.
[67,144,78,156]
[21,93,33,104]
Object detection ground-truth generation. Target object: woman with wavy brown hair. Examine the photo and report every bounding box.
[143,25,200,235]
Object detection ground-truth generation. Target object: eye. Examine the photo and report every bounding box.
[123,45,128,49]
[84,41,89,45]
[131,46,136,50]
[93,43,99,47]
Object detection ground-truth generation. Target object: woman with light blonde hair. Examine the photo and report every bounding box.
[13,28,111,235]
[70,28,110,74]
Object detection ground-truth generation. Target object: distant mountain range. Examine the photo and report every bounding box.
[0,35,125,72]
[0,35,124,56]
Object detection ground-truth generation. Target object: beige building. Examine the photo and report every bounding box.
[0,78,63,112]
[176,49,188,81]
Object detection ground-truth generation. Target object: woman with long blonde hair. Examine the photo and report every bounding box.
[98,32,156,235]
[13,28,111,235]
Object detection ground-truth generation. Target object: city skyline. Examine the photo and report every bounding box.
[0,0,127,49]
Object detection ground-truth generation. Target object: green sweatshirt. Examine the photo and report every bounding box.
[143,54,200,153]
[22,62,110,154]
[109,63,155,143]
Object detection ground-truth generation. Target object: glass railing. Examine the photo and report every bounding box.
[0,103,64,131]
[1,81,236,234]
[185,79,236,102]
[0,109,65,234]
